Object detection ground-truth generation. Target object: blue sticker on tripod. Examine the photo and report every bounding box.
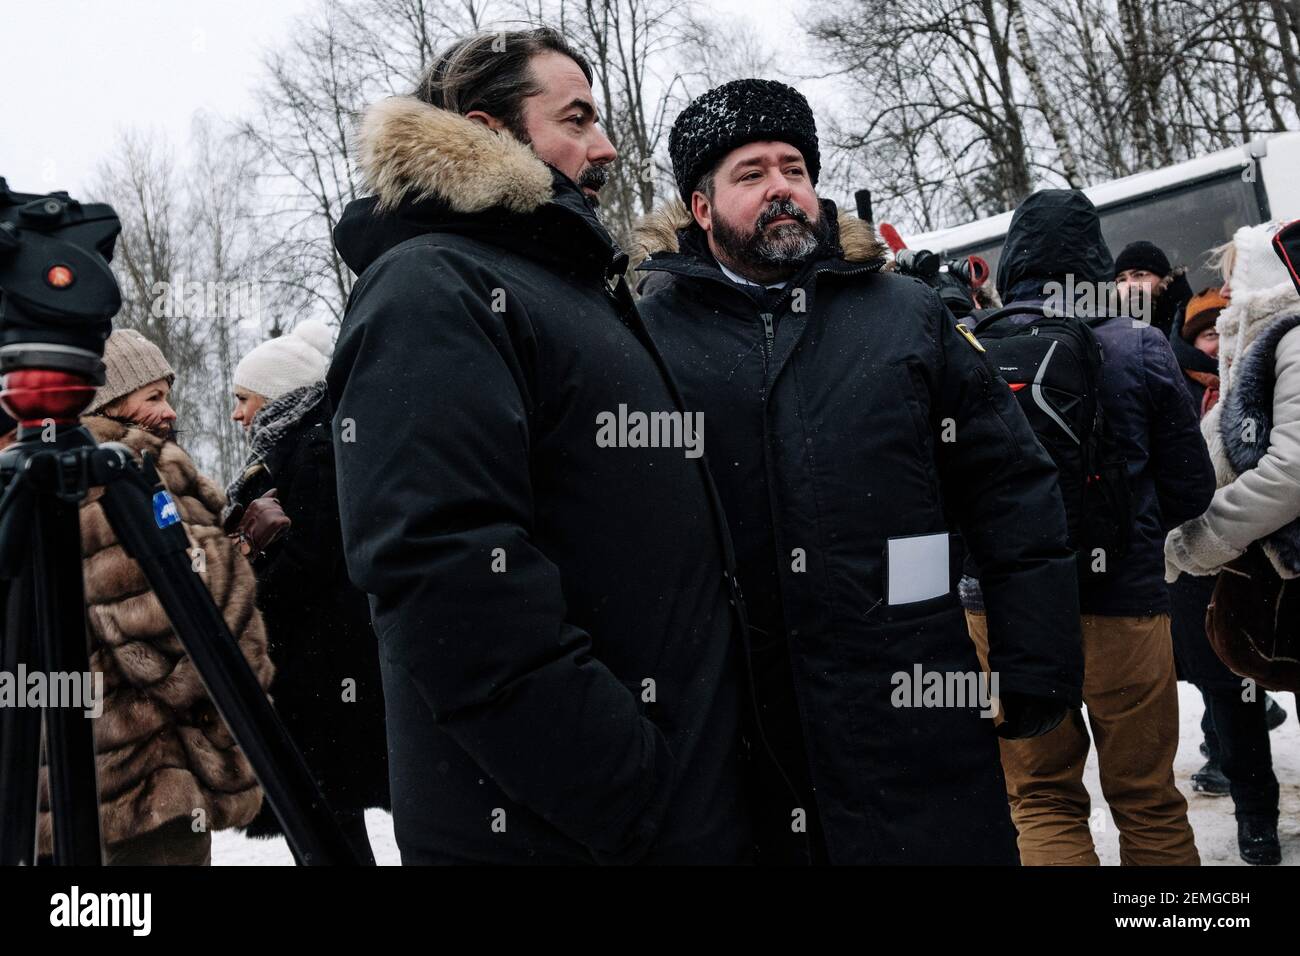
[153,490,181,528]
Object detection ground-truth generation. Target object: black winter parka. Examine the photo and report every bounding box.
[634,201,1084,864]
[328,97,747,864]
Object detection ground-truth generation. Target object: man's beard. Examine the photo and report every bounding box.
[576,164,609,209]
[712,198,822,282]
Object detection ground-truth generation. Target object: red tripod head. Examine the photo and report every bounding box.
[0,369,98,429]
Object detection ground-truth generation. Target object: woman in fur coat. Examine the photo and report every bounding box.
[1165,222,1300,865]
[30,329,275,865]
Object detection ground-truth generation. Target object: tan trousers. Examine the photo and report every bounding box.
[966,611,1199,866]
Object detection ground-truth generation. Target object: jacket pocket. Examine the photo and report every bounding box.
[895,364,934,457]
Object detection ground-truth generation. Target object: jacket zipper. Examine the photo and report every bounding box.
[646,255,886,863]
[754,261,883,864]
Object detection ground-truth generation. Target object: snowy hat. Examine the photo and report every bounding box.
[669,79,820,203]
[234,319,334,401]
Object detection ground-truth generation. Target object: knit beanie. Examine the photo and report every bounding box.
[88,329,176,415]
[234,319,334,401]
[1114,240,1172,278]
[669,79,820,203]
[1182,288,1229,342]
[1227,222,1296,303]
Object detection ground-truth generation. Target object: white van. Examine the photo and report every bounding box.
[901,131,1300,292]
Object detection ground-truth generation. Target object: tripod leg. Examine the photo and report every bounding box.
[97,453,363,865]
[0,568,43,865]
[33,496,103,865]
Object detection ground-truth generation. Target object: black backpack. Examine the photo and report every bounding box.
[970,304,1132,561]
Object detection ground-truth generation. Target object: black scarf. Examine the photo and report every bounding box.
[222,382,326,528]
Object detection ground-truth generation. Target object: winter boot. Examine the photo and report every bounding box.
[1237,817,1281,866]
[1192,759,1230,796]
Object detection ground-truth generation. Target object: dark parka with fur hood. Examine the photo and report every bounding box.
[36,416,274,856]
[328,97,748,864]
[633,200,1084,864]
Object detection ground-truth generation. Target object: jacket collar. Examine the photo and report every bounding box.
[630,197,886,290]
[346,96,627,281]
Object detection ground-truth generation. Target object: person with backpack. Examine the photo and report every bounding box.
[632,80,1083,864]
[963,189,1215,866]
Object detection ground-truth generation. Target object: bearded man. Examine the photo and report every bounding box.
[633,79,1084,865]
[328,28,749,864]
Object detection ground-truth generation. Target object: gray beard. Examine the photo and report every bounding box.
[711,199,821,283]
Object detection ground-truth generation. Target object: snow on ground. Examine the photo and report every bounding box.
[1088,682,1300,866]
[213,683,1300,866]
[214,808,400,866]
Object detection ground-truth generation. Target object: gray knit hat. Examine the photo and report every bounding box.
[88,329,176,414]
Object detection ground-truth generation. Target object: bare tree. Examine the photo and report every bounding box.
[186,113,266,484]
[810,0,1299,234]
[90,130,206,433]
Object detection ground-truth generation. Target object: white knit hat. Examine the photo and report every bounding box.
[234,319,334,401]
[1229,222,1294,302]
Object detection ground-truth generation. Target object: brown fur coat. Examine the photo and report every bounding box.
[37,416,273,855]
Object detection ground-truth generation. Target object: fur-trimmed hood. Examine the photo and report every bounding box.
[355,96,555,215]
[338,96,626,282]
[1213,221,1300,399]
[1168,227,1300,583]
[629,197,887,271]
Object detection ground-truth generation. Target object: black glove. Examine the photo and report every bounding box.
[996,691,1068,740]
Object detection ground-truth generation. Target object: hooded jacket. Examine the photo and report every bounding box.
[37,416,273,855]
[633,198,1082,864]
[1167,223,1300,579]
[996,190,1215,617]
[328,97,746,864]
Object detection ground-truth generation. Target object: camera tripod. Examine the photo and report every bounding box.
[0,178,366,866]
[0,374,366,866]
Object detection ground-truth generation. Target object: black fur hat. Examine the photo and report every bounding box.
[669,79,820,203]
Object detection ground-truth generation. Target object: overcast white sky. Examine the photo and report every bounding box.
[3,0,810,200]
[4,0,315,194]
